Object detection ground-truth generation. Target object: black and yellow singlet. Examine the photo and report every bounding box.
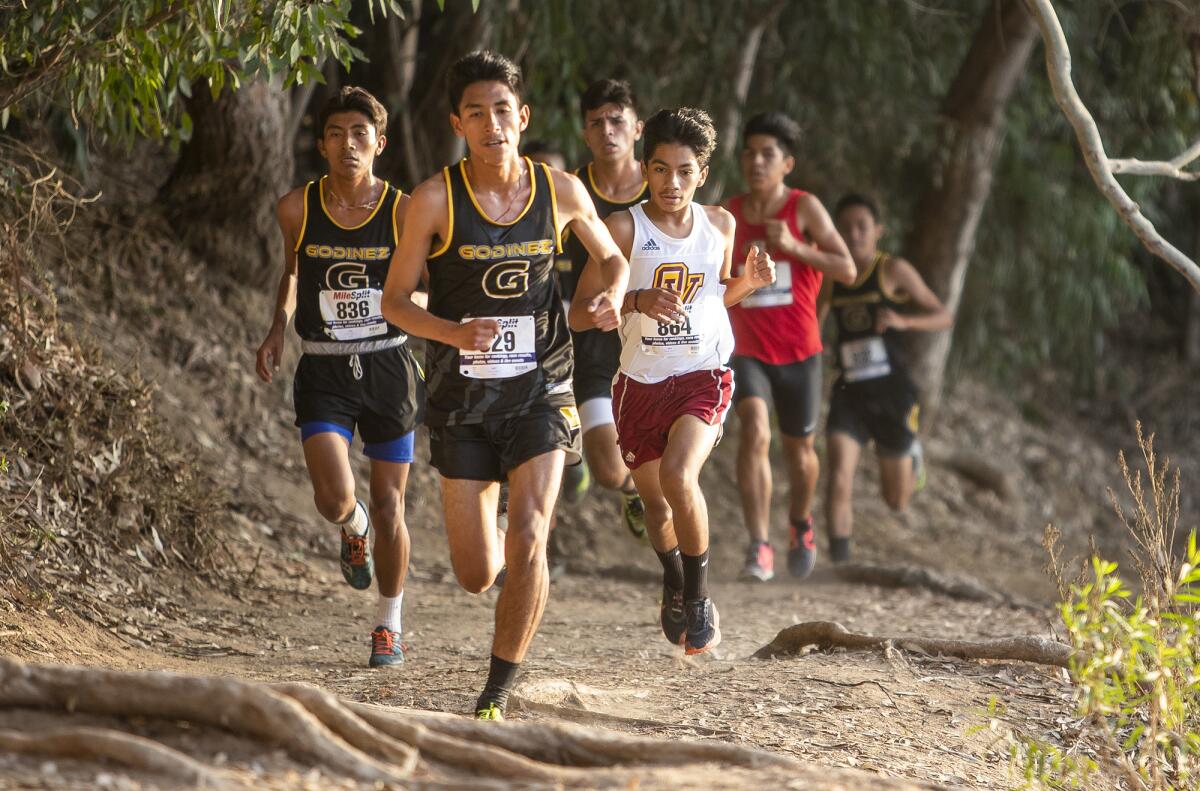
[829,251,909,385]
[294,177,405,344]
[558,163,648,301]
[425,157,573,426]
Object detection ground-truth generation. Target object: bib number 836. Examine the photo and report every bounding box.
[335,300,372,320]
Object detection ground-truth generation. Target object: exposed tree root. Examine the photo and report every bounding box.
[834,561,1042,611]
[0,726,222,787]
[509,694,740,738]
[753,620,1075,668]
[0,657,801,788]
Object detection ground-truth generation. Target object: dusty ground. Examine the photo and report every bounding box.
[0,201,1157,789]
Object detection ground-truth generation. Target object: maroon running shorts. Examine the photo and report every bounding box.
[611,367,733,469]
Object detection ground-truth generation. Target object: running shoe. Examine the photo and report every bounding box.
[340,502,373,591]
[911,439,927,493]
[475,702,505,721]
[368,626,405,668]
[684,598,721,655]
[621,492,649,544]
[660,583,687,646]
[740,541,775,582]
[787,516,817,579]
[561,462,591,504]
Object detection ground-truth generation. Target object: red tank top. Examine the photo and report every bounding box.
[727,189,823,364]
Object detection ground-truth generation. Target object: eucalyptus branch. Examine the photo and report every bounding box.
[1110,138,1200,181]
[1023,0,1200,293]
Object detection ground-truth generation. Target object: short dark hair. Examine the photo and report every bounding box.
[521,139,563,159]
[318,86,388,136]
[642,108,717,167]
[835,192,881,222]
[447,50,523,114]
[580,78,637,119]
[742,111,801,156]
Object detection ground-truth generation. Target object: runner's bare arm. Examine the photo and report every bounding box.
[556,170,628,332]
[713,206,774,307]
[255,188,305,384]
[816,276,834,325]
[876,257,953,333]
[768,193,855,284]
[382,177,498,351]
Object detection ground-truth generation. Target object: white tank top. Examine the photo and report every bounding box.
[618,202,734,384]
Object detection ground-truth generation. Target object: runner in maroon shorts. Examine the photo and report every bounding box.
[570,107,774,654]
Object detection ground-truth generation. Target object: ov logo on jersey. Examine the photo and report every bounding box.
[482,260,530,299]
[326,262,372,290]
[652,262,704,303]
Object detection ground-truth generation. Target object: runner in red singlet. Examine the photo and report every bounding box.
[725,112,855,582]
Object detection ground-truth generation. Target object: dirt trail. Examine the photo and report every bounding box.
[1,416,1089,790]
[1,234,1133,788]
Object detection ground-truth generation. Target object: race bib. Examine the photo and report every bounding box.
[459,315,537,379]
[840,336,891,382]
[742,260,793,308]
[319,288,386,340]
[639,304,704,356]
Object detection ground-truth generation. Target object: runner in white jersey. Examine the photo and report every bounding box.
[570,108,774,655]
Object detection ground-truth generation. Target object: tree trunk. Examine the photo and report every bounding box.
[900,0,1038,418]
[161,80,292,287]
[703,1,783,203]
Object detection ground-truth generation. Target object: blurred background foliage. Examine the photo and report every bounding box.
[2,0,1198,401]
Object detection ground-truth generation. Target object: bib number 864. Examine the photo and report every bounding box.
[657,316,693,336]
[335,300,372,320]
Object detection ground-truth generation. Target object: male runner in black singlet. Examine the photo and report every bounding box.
[382,51,628,720]
[823,194,951,563]
[256,87,423,668]
[559,78,650,536]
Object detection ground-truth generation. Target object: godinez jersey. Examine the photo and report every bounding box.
[726,189,823,364]
[558,163,648,301]
[294,177,406,344]
[424,157,574,427]
[618,203,733,384]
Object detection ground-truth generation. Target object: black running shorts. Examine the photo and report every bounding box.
[730,353,822,437]
[826,374,918,456]
[292,345,425,444]
[571,327,621,405]
[428,404,582,482]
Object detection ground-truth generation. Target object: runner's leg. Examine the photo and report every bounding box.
[493,449,563,662]
[735,396,772,544]
[825,431,862,563]
[441,478,503,594]
[303,432,356,523]
[878,454,914,512]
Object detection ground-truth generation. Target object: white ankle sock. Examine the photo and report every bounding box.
[340,501,368,537]
[375,592,403,633]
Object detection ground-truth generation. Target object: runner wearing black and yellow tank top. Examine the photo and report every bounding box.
[255,88,424,670]
[823,193,952,566]
[379,53,631,721]
[422,156,579,479]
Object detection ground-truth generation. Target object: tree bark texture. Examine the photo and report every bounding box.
[161,80,292,287]
[901,0,1038,418]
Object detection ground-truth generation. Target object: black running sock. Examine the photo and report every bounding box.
[656,546,685,591]
[681,549,709,602]
[830,537,851,563]
[476,654,520,712]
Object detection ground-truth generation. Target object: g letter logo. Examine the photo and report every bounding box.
[482,260,530,299]
[326,262,371,290]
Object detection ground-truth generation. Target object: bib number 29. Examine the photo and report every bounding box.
[490,329,517,352]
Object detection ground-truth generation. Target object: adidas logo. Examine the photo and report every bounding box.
[625,451,636,463]
[640,238,660,252]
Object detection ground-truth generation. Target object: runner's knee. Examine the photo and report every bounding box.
[739,417,771,457]
[368,493,404,533]
[659,466,700,505]
[590,456,628,491]
[504,519,548,569]
[313,486,355,523]
[883,486,909,512]
[642,495,672,529]
[454,561,498,594]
